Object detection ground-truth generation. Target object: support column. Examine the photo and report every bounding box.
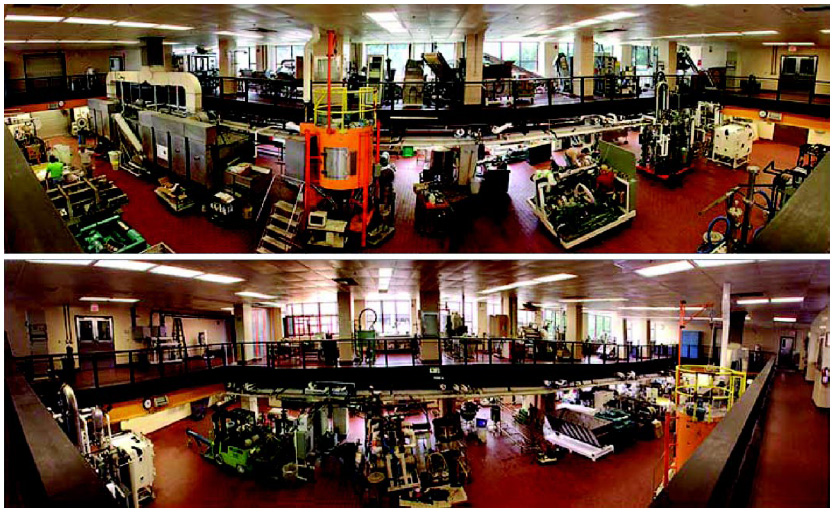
[620,44,634,72]
[542,41,561,78]
[611,310,624,344]
[303,27,344,103]
[644,319,652,345]
[255,44,270,72]
[242,395,259,416]
[501,292,518,337]
[464,31,485,105]
[337,289,354,363]
[267,307,283,339]
[653,40,678,77]
[233,302,254,361]
[720,282,731,368]
[477,301,488,337]
[573,29,595,98]
[565,304,583,360]
[218,37,237,94]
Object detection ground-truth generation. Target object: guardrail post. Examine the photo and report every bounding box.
[92,354,99,389]
[488,338,493,365]
[384,339,389,368]
[129,351,135,385]
[580,78,585,104]
[158,348,165,377]
[547,79,553,106]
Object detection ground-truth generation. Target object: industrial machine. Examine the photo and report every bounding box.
[422,52,464,108]
[6,114,47,164]
[544,405,616,461]
[528,140,637,249]
[73,215,148,253]
[402,60,426,108]
[710,122,755,169]
[52,385,156,508]
[637,75,698,181]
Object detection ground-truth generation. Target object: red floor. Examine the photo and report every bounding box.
[46,132,804,253]
[749,370,830,507]
[147,402,664,508]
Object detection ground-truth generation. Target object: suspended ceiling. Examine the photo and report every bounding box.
[4,259,829,326]
[3,4,830,49]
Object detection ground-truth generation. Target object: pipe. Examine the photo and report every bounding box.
[326,30,335,132]
[60,383,84,450]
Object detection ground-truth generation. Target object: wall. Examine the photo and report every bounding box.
[5,47,142,79]
[805,306,830,408]
[738,46,830,94]
[5,302,229,357]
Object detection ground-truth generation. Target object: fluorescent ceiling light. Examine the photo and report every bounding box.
[28,259,94,266]
[114,21,159,28]
[149,265,205,278]
[822,29,830,34]
[787,42,815,46]
[736,298,769,305]
[60,40,92,44]
[596,12,639,21]
[235,291,278,299]
[379,268,394,278]
[693,259,755,268]
[258,302,283,308]
[194,273,244,284]
[366,12,399,23]
[774,317,797,323]
[551,25,574,32]
[703,32,742,37]
[80,297,111,302]
[156,24,193,31]
[619,306,702,311]
[109,298,140,303]
[215,31,263,39]
[28,40,60,43]
[770,297,804,303]
[573,18,604,27]
[221,307,234,312]
[534,273,577,283]
[5,40,27,43]
[635,260,694,277]
[560,298,628,303]
[5,15,64,22]
[762,42,788,46]
[742,30,778,36]
[100,40,140,45]
[94,260,156,271]
[63,17,116,25]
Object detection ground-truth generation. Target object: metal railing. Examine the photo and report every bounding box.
[13,337,678,391]
[713,75,830,106]
[5,73,108,107]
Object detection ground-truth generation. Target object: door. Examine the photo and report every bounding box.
[778,336,795,368]
[773,123,809,147]
[76,316,116,368]
[109,56,125,72]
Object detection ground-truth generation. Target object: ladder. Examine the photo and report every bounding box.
[172,317,186,361]
[257,181,305,253]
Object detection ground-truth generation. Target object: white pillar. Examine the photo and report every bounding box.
[233,302,254,360]
[218,37,237,94]
[573,29,595,98]
[464,31,485,105]
[477,301,488,337]
[720,282,731,367]
[653,40,678,77]
[620,44,634,72]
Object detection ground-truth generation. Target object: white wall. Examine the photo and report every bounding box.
[806,306,830,408]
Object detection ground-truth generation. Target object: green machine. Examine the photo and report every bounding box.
[73,215,147,253]
[355,308,378,365]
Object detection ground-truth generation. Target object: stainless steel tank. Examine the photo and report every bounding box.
[325,147,352,180]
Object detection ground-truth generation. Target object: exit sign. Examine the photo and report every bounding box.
[90,304,99,312]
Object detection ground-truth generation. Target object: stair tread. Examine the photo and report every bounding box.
[270,212,299,227]
[275,200,297,213]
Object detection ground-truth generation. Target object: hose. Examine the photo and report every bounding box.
[705,216,730,249]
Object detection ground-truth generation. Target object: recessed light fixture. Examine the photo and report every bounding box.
[28,259,95,266]
[28,40,60,44]
[737,298,770,305]
[114,21,159,28]
[774,316,797,323]
[5,14,65,22]
[110,298,141,303]
[635,260,694,277]
[534,273,577,283]
[770,297,804,303]
[156,24,193,31]
[194,273,245,284]
[215,31,263,39]
[80,297,111,302]
[5,40,27,43]
[693,259,756,268]
[365,12,407,33]
[560,298,628,303]
[63,17,116,25]
[596,12,639,21]
[619,306,702,311]
[821,29,830,34]
[742,30,779,36]
[787,42,815,46]
[572,18,605,27]
[149,265,205,278]
[235,291,278,300]
[221,307,234,312]
[762,42,788,46]
[94,260,156,271]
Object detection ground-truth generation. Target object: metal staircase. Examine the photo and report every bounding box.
[257,181,305,253]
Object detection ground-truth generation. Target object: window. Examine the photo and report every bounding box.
[483,41,539,73]
[587,313,612,340]
[518,309,536,327]
[283,302,339,338]
[364,43,414,81]
[234,48,250,73]
[633,46,652,72]
[364,300,412,336]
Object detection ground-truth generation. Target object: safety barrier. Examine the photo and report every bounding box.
[13,337,679,392]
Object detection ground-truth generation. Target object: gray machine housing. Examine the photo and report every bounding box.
[87,98,120,140]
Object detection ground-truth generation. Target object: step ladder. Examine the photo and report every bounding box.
[257,182,305,253]
[172,317,186,361]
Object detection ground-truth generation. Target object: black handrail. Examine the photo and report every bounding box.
[652,357,777,507]
[12,337,679,392]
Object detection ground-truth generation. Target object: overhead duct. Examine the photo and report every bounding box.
[140,36,166,69]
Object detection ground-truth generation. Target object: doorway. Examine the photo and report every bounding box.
[778,336,795,368]
[75,316,116,369]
